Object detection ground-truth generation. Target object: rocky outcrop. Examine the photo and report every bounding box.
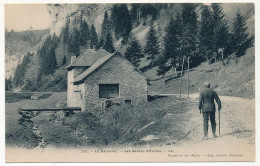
[47,4,113,36]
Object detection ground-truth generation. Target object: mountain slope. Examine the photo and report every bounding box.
[5,29,50,79]
[148,46,255,98]
[5,3,255,97]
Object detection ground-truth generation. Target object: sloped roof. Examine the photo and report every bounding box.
[66,49,110,69]
[73,52,148,84]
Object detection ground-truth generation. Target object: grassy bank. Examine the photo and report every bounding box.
[5,92,66,148]
[61,95,189,147]
[6,92,190,148]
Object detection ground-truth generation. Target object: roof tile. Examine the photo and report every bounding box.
[66,49,110,69]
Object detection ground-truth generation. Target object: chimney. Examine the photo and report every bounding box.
[71,56,77,64]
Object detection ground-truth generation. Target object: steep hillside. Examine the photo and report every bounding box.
[148,46,255,98]
[6,3,255,97]
[5,29,50,79]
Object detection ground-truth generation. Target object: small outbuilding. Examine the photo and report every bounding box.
[31,94,39,100]
[66,49,148,112]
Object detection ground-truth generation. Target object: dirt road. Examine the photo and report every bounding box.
[164,94,255,161]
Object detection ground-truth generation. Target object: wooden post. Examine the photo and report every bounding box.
[179,56,185,98]
[172,65,177,77]
[163,54,166,85]
[163,74,166,85]
[137,10,141,24]
[187,56,190,98]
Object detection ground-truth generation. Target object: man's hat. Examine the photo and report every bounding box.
[203,82,210,88]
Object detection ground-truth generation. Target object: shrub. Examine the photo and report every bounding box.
[62,99,170,146]
[61,96,189,146]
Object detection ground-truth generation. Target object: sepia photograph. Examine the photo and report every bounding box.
[3,1,257,163]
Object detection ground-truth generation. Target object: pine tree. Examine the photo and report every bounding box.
[38,35,59,76]
[231,10,253,58]
[103,32,115,53]
[90,24,98,49]
[48,34,58,73]
[211,3,229,59]
[144,23,160,65]
[199,5,215,61]
[175,12,183,68]
[110,4,132,44]
[62,56,67,66]
[13,64,22,86]
[156,54,168,76]
[38,36,50,76]
[5,78,12,91]
[68,28,81,57]
[125,36,144,67]
[5,78,9,91]
[181,4,199,67]
[163,17,178,68]
[63,18,70,44]
[139,4,160,22]
[100,11,110,48]
[130,4,141,27]
[51,33,59,48]
[79,19,90,47]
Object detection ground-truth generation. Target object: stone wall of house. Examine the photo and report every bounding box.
[82,54,148,112]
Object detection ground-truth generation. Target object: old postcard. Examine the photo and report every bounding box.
[4,1,257,163]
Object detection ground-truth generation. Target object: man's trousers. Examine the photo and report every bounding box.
[203,112,216,136]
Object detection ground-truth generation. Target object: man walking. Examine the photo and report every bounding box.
[199,82,221,140]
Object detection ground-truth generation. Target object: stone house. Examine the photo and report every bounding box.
[66,49,148,111]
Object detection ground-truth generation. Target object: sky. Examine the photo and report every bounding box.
[5,4,51,32]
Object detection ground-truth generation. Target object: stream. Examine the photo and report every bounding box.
[18,110,48,148]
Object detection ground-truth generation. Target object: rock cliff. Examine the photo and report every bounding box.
[47,4,113,36]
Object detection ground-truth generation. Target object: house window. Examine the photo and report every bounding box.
[125,99,131,105]
[99,84,119,98]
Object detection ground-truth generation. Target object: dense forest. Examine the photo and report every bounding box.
[6,3,254,91]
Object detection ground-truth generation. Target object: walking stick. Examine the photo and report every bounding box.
[218,110,220,136]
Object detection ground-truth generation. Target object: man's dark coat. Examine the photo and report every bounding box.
[199,88,221,112]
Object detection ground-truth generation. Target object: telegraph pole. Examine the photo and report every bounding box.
[187,56,190,98]
[179,56,185,98]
